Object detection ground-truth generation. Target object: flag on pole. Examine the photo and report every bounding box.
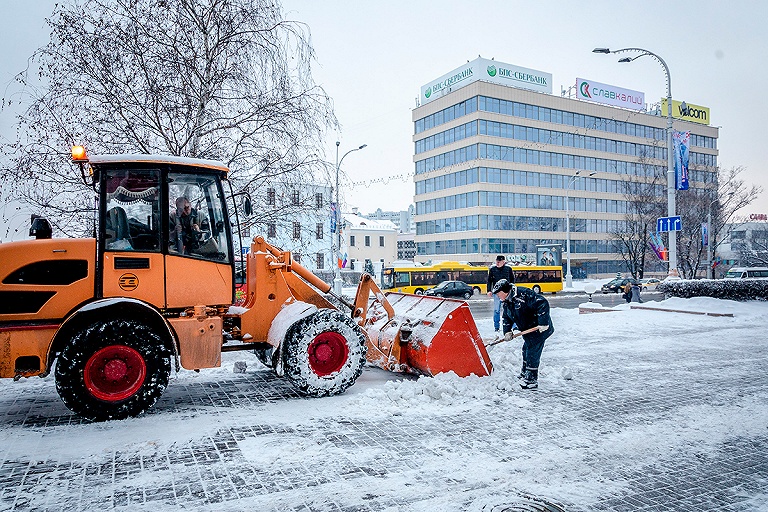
[673,131,690,190]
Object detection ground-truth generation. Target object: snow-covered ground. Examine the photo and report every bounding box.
[1,295,767,510]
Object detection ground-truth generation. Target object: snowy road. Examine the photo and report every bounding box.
[1,296,767,511]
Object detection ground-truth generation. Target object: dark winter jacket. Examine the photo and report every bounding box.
[501,286,554,342]
[487,264,515,291]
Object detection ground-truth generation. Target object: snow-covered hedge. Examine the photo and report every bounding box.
[658,279,768,301]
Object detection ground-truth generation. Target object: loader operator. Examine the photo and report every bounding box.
[171,196,202,254]
[487,255,515,332]
[492,279,554,390]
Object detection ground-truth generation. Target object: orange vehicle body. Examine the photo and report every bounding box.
[0,150,491,421]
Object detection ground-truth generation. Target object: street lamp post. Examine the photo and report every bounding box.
[333,141,367,296]
[565,171,595,288]
[593,47,677,277]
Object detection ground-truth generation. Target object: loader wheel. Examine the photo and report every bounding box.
[55,319,171,422]
[283,309,367,397]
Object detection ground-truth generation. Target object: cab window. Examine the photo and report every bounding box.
[168,173,230,263]
[103,169,161,252]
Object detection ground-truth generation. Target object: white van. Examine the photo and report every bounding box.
[723,267,768,279]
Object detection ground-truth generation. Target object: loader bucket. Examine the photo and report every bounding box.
[364,292,492,378]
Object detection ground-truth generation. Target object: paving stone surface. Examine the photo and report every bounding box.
[0,316,766,511]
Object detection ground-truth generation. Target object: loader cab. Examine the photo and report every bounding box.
[89,153,235,309]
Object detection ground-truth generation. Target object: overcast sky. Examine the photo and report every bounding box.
[2,0,767,228]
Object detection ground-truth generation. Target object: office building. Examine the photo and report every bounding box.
[412,58,719,275]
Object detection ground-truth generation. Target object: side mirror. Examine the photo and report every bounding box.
[29,215,52,239]
[243,197,252,217]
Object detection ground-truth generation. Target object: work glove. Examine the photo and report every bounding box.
[537,324,548,332]
[504,331,513,341]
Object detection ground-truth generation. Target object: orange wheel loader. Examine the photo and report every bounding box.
[0,148,492,421]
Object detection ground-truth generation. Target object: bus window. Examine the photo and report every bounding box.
[395,272,410,287]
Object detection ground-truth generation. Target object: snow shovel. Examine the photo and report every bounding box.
[363,292,493,378]
[485,326,541,347]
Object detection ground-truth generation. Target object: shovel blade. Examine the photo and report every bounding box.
[364,293,492,377]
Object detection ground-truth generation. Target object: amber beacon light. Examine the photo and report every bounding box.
[71,145,88,162]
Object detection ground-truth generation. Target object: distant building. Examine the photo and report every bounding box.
[364,206,415,234]
[341,210,398,276]
[718,218,768,270]
[255,182,332,272]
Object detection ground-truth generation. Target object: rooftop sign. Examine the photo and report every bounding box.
[661,99,711,125]
[420,58,552,104]
[575,78,645,111]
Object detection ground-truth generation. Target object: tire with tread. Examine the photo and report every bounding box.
[283,309,366,397]
[532,285,542,294]
[55,319,171,421]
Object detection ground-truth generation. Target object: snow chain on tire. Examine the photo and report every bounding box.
[282,309,367,397]
[55,319,171,421]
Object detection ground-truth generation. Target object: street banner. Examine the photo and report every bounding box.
[701,222,709,247]
[649,232,667,261]
[673,131,690,190]
[330,202,337,233]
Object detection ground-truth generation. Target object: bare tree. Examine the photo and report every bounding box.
[1,0,336,236]
[675,166,761,278]
[735,228,768,266]
[609,148,667,278]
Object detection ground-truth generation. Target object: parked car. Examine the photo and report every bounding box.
[723,267,768,279]
[424,280,474,299]
[601,277,640,294]
[640,278,661,290]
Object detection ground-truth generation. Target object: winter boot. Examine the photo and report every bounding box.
[517,362,527,380]
[520,369,538,390]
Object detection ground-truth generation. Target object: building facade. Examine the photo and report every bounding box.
[342,212,398,275]
[412,58,719,275]
[255,182,333,272]
[719,217,768,270]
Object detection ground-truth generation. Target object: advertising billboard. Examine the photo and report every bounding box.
[420,58,552,104]
[536,244,562,267]
[661,99,710,125]
[575,78,645,111]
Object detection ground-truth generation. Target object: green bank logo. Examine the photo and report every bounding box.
[425,87,432,99]
[487,65,497,77]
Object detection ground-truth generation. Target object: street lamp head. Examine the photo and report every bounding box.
[593,47,611,54]
[618,57,632,63]
[336,141,340,147]
[359,144,367,150]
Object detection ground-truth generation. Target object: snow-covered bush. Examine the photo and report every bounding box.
[658,279,768,301]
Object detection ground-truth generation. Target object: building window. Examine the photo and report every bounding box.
[379,236,385,247]
[267,188,275,206]
[292,190,300,206]
[293,222,301,240]
[316,223,323,240]
[315,193,323,209]
[316,252,324,269]
[294,252,301,264]
[268,222,276,238]
[350,235,356,247]
[365,235,371,247]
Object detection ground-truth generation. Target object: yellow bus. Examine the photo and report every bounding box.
[381,262,563,295]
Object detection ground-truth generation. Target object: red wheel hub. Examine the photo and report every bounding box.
[84,345,146,401]
[307,332,349,377]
